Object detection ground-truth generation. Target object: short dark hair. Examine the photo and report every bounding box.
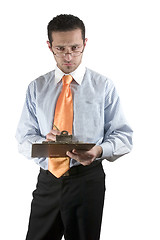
[47,14,85,45]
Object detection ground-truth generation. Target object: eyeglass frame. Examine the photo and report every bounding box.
[52,44,85,58]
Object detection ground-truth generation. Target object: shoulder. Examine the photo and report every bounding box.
[85,68,118,103]
[85,68,107,80]
[28,70,55,90]
[85,67,114,89]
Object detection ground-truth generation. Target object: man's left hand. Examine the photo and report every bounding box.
[66,145,103,166]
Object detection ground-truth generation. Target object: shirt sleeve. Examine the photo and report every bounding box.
[100,79,133,161]
[15,81,48,169]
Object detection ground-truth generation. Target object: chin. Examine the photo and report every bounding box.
[63,65,77,74]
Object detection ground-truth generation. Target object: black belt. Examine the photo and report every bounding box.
[62,160,101,177]
[41,160,101,177]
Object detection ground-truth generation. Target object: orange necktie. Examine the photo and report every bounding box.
[48,75,73,178]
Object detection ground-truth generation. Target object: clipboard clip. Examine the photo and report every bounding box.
[56,131,72,143]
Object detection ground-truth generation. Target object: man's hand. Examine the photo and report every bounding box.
[66,145,103,166]
[46,129,61,141]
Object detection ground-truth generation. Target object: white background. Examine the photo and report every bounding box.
[0,0,160,239]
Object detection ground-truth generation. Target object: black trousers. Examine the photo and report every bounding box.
[26,162,106,240]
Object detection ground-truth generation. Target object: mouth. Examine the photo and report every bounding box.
[63,62,74,66]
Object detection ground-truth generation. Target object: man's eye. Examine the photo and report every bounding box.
[72,46,78,51]
[57,47,65,51]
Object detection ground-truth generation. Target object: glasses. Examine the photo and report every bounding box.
[52,45,84,58]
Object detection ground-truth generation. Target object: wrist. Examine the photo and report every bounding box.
[96,146,103,158]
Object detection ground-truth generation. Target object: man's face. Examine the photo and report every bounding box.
[47,29,87,74]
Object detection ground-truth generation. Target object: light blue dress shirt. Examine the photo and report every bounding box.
[16,64,133,170]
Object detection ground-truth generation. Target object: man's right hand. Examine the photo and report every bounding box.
[46,129,61,141]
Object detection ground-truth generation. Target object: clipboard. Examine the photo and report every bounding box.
[31,142,95,158]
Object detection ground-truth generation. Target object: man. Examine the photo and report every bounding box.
[16,14,133,240]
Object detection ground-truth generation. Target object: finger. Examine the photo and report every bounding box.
[66,151,86,161]
[50,129,61,135]
[66,151,75,158]
[72,150,93,160]
[46,129,61,141]
[46,133,56,141]
[72,149,87,154]
[66,151,94,166]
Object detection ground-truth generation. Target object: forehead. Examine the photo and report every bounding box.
[51,29,83,46]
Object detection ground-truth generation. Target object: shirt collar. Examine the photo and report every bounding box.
[55,63,86,85]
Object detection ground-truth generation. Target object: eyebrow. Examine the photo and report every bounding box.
[54,44,81,48]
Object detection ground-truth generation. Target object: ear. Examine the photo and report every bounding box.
[47,40,52,52]
[84,38,88,47]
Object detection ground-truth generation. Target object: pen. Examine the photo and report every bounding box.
[53,124,60,131]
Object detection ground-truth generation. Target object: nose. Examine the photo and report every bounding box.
[64,53,72,61]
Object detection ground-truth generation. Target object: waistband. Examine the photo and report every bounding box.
[41,160,102,178]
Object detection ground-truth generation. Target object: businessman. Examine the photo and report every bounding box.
[16,14,133,240]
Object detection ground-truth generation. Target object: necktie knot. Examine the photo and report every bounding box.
[62,75,73,85]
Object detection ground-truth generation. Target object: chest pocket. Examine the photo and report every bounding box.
[73,98,104,142]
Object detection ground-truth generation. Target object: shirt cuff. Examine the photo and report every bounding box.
[100,141,113,159]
